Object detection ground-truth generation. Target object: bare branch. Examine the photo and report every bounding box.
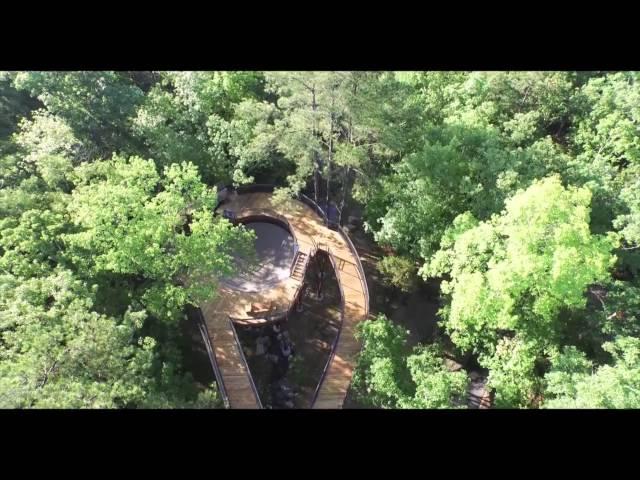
[37,359,59,389]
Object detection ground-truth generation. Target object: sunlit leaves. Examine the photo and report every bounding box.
[353,315,468,408]
[424,177,616,406]
[64,155,254,319]
[0,270,154,408]
[543,337,640,408]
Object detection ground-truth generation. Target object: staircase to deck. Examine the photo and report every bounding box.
[467,374,492,409]
[290,251,308,281]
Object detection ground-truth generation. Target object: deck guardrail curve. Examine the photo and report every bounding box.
[218,183,329,226]
[337,227,370,317]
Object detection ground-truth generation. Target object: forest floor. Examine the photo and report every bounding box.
[178,310,217,398]
[287,253,342,407]
[342,225,443,407]
[235,250,342,408]
[341,223,492,409]
[351,226,442,344]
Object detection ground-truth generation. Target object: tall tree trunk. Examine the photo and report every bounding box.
[313,159,320,204]
[312,87,319,204]
[326,112,334,208]
[340,111,355,226]
[339,165,351,226]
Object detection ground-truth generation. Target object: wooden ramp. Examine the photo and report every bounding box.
[201,190,369,409]
[312,238,369,408]
[200,297,261,409]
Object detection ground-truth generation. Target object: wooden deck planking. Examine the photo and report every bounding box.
[201,191,368,409]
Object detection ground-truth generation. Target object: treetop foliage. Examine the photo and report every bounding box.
[1,70,639,408]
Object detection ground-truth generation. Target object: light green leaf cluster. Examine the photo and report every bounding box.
[353,315,468,409]
[424,177,616,406]
[543,337,640,408]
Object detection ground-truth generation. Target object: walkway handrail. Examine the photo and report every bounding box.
[297,192,329,225]
[310,247,346,407]
[337,227,370,317]
[218,182,333,229]
[222,208,298,246]
[215,183,274,212]
[189,305,230,409]
[227,316,263,409]
[229,312,286,327]
[309,235,318,252]
[290,249,300,277]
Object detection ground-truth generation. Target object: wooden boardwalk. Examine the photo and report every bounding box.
[201,191,369,409]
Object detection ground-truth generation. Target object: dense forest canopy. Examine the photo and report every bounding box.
[0,71,639,408]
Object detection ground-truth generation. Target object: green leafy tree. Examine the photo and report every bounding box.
[132,71,266,185]
[543,337,640,408]
[479,337,542,408]
[12,71,144,156]
[225,99,283,184]
[353,315,468,408]
[63,155,255,321]
[0,269,224,408]
[567,72,640,238]
[423,177,616,406]
[11,110,78,190]
[352,314,413,407]
[614,170,640,249]
[378,255,419,293]
[0,270,155,408]
[265,72,326,200]
[444,71,578,146]
[0,71,41,141]
[406,345,468,408]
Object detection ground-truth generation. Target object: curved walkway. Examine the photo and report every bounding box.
[200,191,369,409]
